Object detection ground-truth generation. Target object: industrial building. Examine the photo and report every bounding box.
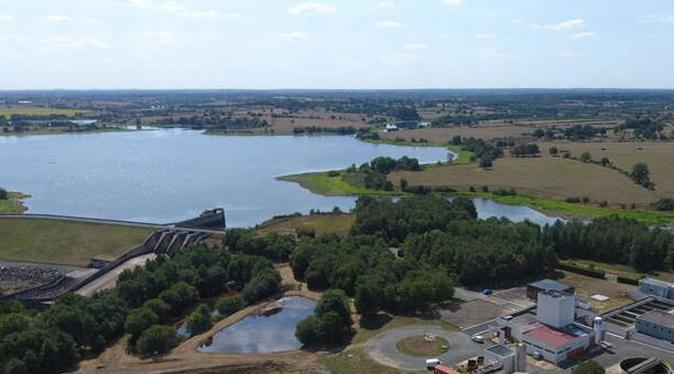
[483,344,527,374]
[526,279,575,300]
[497,290,601,365]
[635,310,674,343]
[639,278,674,301]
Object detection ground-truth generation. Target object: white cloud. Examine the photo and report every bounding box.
[287,2,336,16]
[135,31,176,46]
[637,14,674,24]
[562,50,585,59]
[531,18,586,31]
[0,34,110,51]
[109,0,240,20]
[277,31,309,41]
[441,0,463,7]
[569,32,596,40]
[403,43,429,50]
[46,15,75,23]
[376,2,396,10]
[0,15,14,22]
[376,20,402,29]
[474,32,495,39]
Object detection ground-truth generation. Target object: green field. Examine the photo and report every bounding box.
[278,172,401,196]
[0,192,29,213]
[256,213,355,236]
[0,107,86,117]
[456,191,674,225]
[0,217,152,266]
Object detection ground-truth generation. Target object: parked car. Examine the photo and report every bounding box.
[532,351,543,360]
[482,288,493,295]
[472,335,485,343]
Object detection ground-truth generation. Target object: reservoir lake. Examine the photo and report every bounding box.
[0,129,561,227]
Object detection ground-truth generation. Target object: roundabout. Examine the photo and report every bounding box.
[365,325,483,370]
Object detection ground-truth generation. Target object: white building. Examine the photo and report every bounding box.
[498,290,598,365]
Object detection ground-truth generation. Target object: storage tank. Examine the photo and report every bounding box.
[593,316,605,343]
[516,343,527,372]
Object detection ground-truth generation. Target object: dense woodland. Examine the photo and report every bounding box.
[0,246,282,374]
[3,194,674,369]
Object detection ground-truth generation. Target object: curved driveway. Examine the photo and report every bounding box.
[365,325,483,370]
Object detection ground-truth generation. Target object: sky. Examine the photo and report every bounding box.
[0,0,673,89]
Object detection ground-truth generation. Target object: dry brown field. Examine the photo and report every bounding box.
[541,141,674,198]
[390,154,657,206]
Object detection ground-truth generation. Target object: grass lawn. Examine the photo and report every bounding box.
[0,217,152,266]
[256,213,355,236]
[395,335,449,357]
[320,315,457,374]
[552,270,634,313]
[0,192,29,213]
[447,145,473,165]
[278,172,402,196]
[561,259,674,284]
[0,107,86,117]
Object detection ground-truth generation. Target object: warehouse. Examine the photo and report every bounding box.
[635,310,674,343]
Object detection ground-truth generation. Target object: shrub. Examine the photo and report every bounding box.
[216,295,245,316]
[0,188,7,200]
[136,325,177,356]
[186,304,212,336]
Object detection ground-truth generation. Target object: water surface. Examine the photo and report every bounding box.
[198,296,315,353]
[0,130,448,226]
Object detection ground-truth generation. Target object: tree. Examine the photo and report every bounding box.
[572,360,605,374]
[451,135,462,145]
[216,295,245,316]
[0,188,7,200]
[479,157,493,169]
[135,325,177,356]
[399,178,409,191]
[185,304,212,335]
[600,157,611,167]
[631,162,653,188]
[533,128,544,138]
[295,289,353,346]
[125,307,158,339]
[549,146,558,155]
[354,279,384,317]
[579,151,592,163]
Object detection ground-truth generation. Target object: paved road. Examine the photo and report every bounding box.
[365,325,484,370]
[0,213,225,234]
[76,254,157,297]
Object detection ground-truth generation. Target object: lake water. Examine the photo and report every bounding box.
[198,296,316,353]
[0,129,449,227]
[0,129,561,227]
[472,198,563,227]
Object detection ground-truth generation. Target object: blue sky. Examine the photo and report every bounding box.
[0,0,673,89]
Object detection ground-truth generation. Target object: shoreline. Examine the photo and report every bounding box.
[0,191,29,213]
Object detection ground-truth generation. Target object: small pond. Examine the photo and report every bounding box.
[198,296,316,354]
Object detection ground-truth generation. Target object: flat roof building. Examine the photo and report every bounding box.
[639,278,674,301]
[635,310,674,343]
[527,279,574,300]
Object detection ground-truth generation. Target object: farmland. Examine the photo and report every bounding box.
[0,106,85,117]
[0,217,151,266]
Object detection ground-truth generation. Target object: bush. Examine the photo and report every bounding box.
[241,269,281,304]
[650,198,674,211]
[0,188,7,200]
[572,360,605,374]
[186,304,212,335]
[216,295,245,316]
[136,325,177,356]
[125,307,159,339]
[295,290,353,346]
